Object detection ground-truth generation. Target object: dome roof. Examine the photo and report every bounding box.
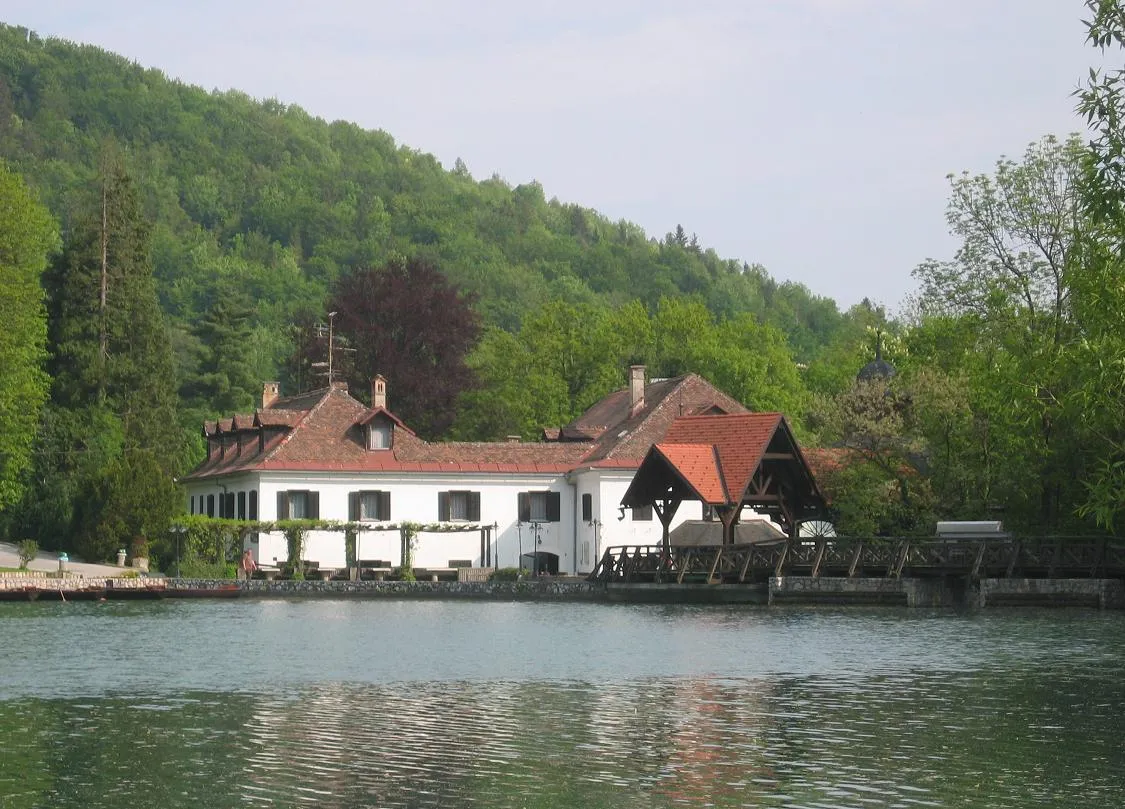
[857,333,896,382]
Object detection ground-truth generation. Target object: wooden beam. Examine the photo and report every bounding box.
[811,539,826,578]
[707,547,723,584]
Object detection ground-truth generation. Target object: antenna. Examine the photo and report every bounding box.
[312,311,355,387]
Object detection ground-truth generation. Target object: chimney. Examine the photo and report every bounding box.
[629,365,645,416]
[370,375,387,409]
[262,381,280,409]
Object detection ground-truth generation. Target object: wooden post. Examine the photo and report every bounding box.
[811,539,826,579]
[847,540,863,578]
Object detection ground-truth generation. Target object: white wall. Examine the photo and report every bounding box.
[569,469,706,573]
[191,471,576,572]
[185,467,705,575]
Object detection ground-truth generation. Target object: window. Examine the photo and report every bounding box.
[632,504,653,521]
[518,491,561,523]
[276,490,319,520]
[368,422,392,450]
[350,490,391,522]
[582,493,592,523]
[237,491,247,520]
[224,492,235,519]
[249,490,258,521]
[190,495,196,516]
[439,490,480,522]
[206,494,215,518]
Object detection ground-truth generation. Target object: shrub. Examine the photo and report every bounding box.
[489,567,522,582]
[16,539,38,570]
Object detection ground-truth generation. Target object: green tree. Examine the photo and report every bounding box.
[0,163,57,514]
[1072,0,1125,529]
[912,135,1091,531]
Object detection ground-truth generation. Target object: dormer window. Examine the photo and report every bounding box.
[368,421,392,450]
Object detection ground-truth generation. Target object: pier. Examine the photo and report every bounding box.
[587,537,1125,607]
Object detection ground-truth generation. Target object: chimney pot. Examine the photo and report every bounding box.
[629,365,646,416]
[262,381,280,409]
[370,375,387,410]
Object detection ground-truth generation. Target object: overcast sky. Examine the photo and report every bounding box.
[4,1,1104,312]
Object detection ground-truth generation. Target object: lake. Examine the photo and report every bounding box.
[1,599,1123,808]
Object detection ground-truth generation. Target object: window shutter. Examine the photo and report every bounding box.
[518,492,530,522]
[546,491,561,522]
[468,492,481,522]
[438,491,450,522]
[582,494,591,522]
[249,490,258,521]
[238,492,247,520]
[379,490,391,521]
[308,491,320,520]
[349,492,360,522]
[277,491,289,520]
[190,495,195,516]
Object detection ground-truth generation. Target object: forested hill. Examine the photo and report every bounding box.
[0,23,870,364]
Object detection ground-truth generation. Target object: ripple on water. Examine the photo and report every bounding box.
[0,603,1123,808]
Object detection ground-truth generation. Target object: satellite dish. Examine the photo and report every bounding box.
[799,519,837,538]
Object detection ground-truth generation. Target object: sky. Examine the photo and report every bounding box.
[3,1,1105,312]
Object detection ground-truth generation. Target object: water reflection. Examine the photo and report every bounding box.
[1,604,1123,808]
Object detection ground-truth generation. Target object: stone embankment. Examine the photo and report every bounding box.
[2,572,1122,608]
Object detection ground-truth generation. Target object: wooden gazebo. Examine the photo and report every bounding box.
[620,413,826,548]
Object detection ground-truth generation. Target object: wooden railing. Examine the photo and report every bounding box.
[587,537,1125,585]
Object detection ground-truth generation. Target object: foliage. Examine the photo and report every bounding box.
[282,522,308,579]
[1072,0,1125,530]
[325,256,482,438]
[16,539,37,569]
[909,135,1096,532]
[0,162,57,514]
[71,448,180,562]
[489,567,522,582]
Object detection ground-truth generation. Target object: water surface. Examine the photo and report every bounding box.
[1,600,1122,807]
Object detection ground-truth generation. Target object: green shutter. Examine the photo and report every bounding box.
[469,492,481,522]
[277,491,289,520]
[379,490,391,521]
[349,492,360,521]
[308,491,320,520]
[546,491,561,522]
[438,491,450,521]
[518,492,530,523]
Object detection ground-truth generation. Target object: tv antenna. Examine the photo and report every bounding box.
[312,311,355,386]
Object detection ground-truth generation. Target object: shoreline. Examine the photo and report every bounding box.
[4,574,1123,608]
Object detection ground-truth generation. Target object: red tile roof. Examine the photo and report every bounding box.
[568,374,747,470]
[661,413,784,502]
[653,443,728,503]
[185,372,747,481]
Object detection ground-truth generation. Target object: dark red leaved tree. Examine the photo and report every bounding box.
[330,257,481,439]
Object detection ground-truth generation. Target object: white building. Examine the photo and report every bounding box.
[181,367,748,576]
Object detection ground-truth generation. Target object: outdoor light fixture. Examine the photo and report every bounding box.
[618,506,627,521]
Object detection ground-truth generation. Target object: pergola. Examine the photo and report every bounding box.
[620,413,826,548]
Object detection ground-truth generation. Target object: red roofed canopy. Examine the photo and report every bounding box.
[621,413,826,547]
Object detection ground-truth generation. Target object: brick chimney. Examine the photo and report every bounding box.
[262,381,280,409]
[629,365,646,416]
[370,375,387,409]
